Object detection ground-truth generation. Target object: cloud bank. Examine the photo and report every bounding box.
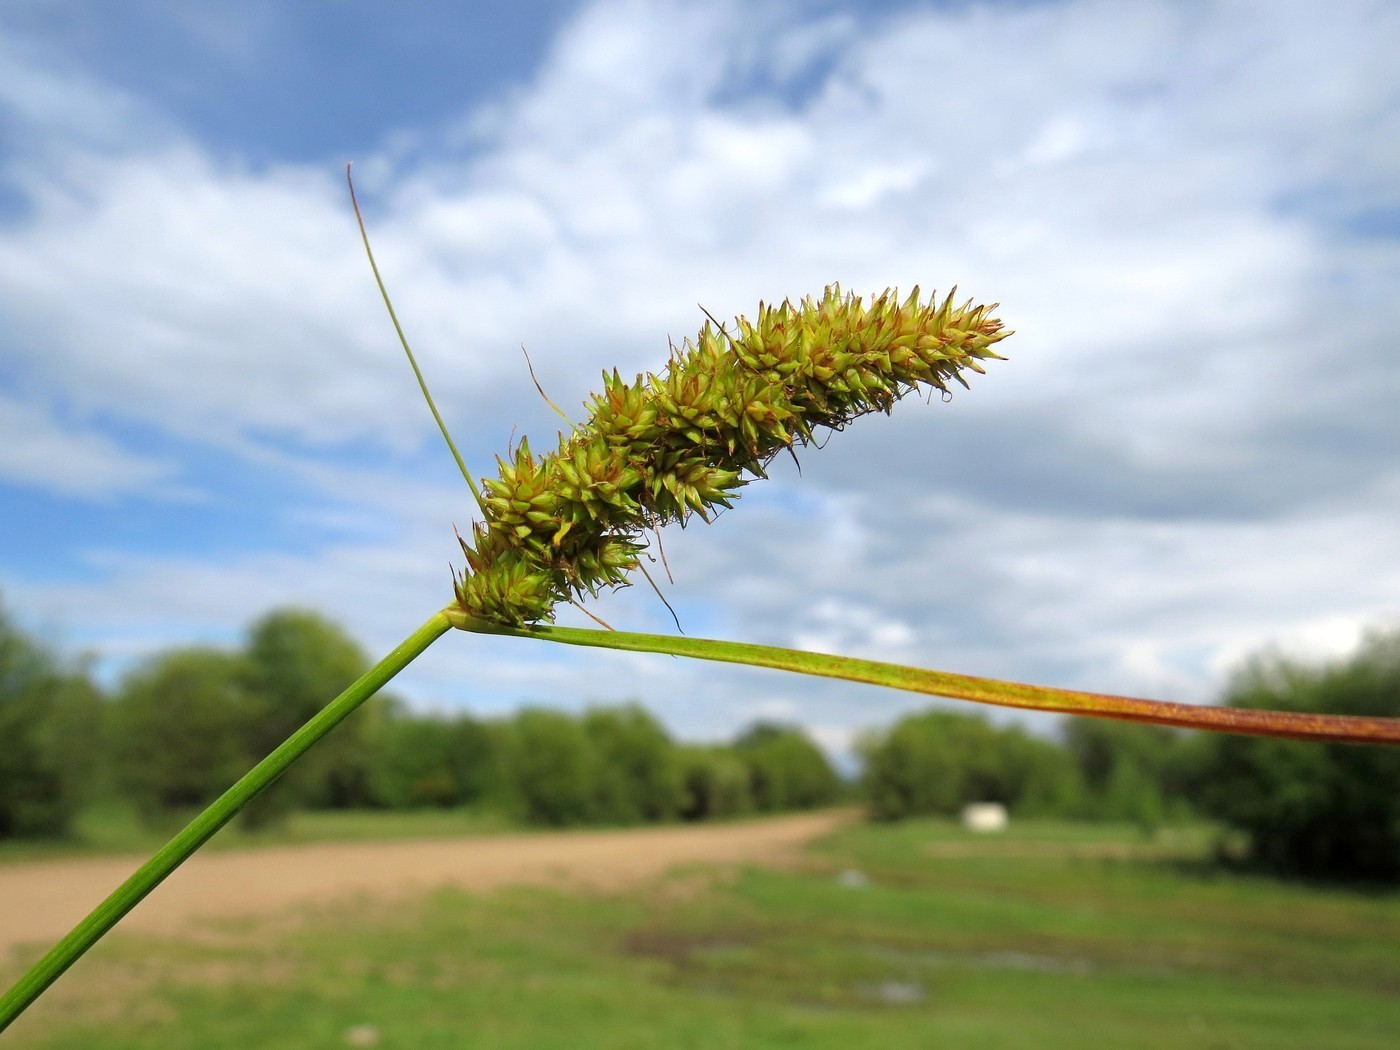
[1,0,1397,759]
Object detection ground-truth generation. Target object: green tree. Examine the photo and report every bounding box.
[1102,758,1164,832]
[370,711,459,808]
[109,647,252,822]
[442,713,500,805]
[862,709,1083,821]
[504,708,601,826]
[863,711,1004,820]
[1194,631,1400,881]
[1062,718,1179,828]
[369,709,497,809]
[0,604,103,838]
[733,723,839,812]
[240,608,377,819]
[583,704,685,824]
[677,745,754,821]
[1002,728,1085,819]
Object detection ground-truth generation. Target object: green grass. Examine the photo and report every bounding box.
[3,817,1397,1048]
[0,802,519,864]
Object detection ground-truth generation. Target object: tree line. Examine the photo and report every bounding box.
[861,710,1193,829]
[860,630,1400,881]
[3,596,1396,879]
[0,601,840,836]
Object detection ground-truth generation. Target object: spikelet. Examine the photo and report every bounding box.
[454,284,1010,626]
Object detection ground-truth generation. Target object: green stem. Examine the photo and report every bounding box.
[0,610,453,1034]
[446,612,1400,746]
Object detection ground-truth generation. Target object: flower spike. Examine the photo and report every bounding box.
[454,284,1010,626]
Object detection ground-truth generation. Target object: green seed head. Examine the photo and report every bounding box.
[453,284,1010,626]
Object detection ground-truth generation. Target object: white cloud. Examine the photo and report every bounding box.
[0,30,171,163]
[0,147,428,452]
[0,391,185,498]
[2,0,1399,751]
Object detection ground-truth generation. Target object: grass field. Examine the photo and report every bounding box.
[4,816,1397,1048]
[0,803,520,864]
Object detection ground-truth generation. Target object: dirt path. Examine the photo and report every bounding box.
[0,810,852,958]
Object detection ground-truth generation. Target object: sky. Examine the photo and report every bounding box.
[1,0,1397,763]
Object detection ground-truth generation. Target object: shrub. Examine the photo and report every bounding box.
[862,709,1082,821]
[677,745,754,821]
[0,603,102,838]
[369,709,498,809]
[241,608,378,814]
[109,648,253,821]
[582,704,686,824]
[503,708,602,826]
[733,723,839,812]
[1194,630,1400,881]
[1062,718,1186,829]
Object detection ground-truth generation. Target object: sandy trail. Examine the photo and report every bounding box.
[0,810,851,957]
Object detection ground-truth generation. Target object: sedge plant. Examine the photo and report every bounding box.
[2,168,1397,1033]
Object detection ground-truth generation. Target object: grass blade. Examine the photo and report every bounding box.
[447,612,1400,746]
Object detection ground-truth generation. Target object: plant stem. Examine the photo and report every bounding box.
[0,609,453,1034]
[446,612,1400,746]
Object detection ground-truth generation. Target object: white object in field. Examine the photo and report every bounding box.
[837,868,870,889]
[961,802,1008,832]
[344,1024,381,1048]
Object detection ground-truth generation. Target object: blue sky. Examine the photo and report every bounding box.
[1,0,1398,760]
